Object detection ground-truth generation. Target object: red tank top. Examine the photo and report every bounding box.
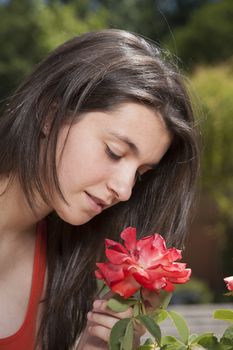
[0,221,47,350]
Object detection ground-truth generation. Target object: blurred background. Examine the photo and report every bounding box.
[0,0,232,304]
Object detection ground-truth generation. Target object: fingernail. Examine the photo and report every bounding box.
[87,311,92,319]
[93,300,101,309]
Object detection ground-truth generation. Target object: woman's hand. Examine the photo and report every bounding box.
[76,298,144,350]
[76,290,169,349]
[142,289,172,312]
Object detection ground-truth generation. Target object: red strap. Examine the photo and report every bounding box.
[0,221,47,349]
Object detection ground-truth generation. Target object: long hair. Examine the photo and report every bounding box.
[0,29,199,349]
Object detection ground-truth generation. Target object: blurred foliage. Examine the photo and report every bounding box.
[0,0,107,100]
[191,61,233,220]
[1,0,233,99]
[58,0,211,42]
[171,277,213,304]
[191,61,233,282]
[94,0,165,41]
[0,0,44,98]
[166,0,233,69]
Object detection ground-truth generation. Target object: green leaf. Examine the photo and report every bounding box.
[137,337,156,349]
[220,324,233,347]
[161,335,184,346]
[133,303,140,317]
[192,333,214,344]
[224,291,233,297]
[222,324,233,338]
[160,345,187,350]
[109,318,131,350]
[168,310,190,344]
[154,309,169,324]
[137,315,161,344]
[107,295,136,313]
[160,291,173,309]
[143,338,155,345]
[213,309,233,323]
[188,334,198,343]
[196,333,219,349]
[121,320,134,350]
[218,343,233,350]
[96,279,110,297]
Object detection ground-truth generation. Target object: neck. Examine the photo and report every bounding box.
[0,174,51,240]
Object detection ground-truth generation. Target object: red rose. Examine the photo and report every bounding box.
[224,276,233,291]
[95,227,191,298]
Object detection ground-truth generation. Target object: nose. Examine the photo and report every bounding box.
[107,169,136,202]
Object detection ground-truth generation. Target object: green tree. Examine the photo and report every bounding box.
[191,61,233,277]
[0,0,108,102]
[167,0,233,68]
[0,0,44,99]
[62,0,212,42]
[192,61,233,217]
[90,0,164,41]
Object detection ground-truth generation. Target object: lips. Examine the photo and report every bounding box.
[85,192,108,213]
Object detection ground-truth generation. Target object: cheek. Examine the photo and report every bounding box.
[57,144,110,190]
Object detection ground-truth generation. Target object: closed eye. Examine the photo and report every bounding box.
[105,145,122,161]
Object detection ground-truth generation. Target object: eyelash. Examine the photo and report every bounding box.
[105,145,122,161]
[105,145,142,183]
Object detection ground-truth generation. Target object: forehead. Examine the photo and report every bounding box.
[80,102,172,164]
[102,102,168,135]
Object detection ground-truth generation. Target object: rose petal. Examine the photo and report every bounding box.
[95,269,104,279]
[105,239,128,254]
[163,280,175,292]
[160,266,192,283]
[96,227,191,296]
[105,248,132,265]
[111,275,141,298]
[133,270,167,291]
[96,263,125,285]
[224,276,233,291]
[137,234,168,268]
[121,227,137,251]
[161,262,188,272]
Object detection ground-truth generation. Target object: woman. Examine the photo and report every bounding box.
[0,29,199,350]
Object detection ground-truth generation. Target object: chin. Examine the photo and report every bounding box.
[56,208,96,226]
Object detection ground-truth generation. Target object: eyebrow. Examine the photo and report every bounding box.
[107,130,158,169]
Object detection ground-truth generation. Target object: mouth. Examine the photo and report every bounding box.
[85,192,106,214]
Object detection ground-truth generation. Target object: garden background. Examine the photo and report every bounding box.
[0,0,232,303]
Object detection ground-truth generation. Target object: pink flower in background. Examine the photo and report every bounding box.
[224,276,233,291]
[95,227,191,298]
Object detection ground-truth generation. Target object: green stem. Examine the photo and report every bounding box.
[141,300,147,315]
[139,288,147,315]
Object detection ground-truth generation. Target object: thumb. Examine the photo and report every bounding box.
[141,289,172,309]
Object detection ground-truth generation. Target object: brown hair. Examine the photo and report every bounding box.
[0,29,199,350]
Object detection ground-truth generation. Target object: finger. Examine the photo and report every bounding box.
[88,310,145,336]
[134,319,146,337]
[81,336,108,350]
[93,299,133,318]
[87,311,120,329]
[83,345,108,350]
[141,289,161,309]
[88,324,110,343]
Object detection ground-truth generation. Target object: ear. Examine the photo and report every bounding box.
[42,123,50,136]
[41,101,58,137]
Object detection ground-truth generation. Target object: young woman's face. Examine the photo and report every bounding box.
[50,102,172,225]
